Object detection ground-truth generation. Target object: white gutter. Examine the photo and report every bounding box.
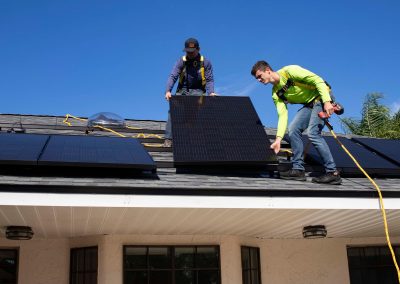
[0,192,399,210]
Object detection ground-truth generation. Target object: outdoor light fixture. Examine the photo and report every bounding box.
[5,226,34,240]
[302,225,327,239]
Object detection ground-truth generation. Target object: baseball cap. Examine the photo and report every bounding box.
[183,38,200,52]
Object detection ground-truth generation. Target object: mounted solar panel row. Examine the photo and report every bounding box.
[0,133,156,172]
[301,136,400,176]
[170,96,276,168]
[351,137,400,167]
[0,133,49,165]
[40,135,156,170]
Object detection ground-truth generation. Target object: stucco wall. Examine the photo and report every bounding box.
[0,238,69,284]
[260,238,350,284]
[1,235,399,284]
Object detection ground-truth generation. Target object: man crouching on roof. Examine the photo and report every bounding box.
[251,61,341,185]
[163,38,216,148]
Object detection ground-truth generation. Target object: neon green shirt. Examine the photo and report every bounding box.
[272,65,332,138]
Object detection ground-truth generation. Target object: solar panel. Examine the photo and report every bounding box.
[170,96,276,168]
[352,137,400,167]
[0,133,49,165]
[38,135,156,171]
[302,136,400,176]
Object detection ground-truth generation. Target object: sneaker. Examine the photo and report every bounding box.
[312,171,342,185]
[163,139,173,147]
[279,169,306,181]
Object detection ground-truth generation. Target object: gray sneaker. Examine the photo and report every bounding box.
[279,169,306,181]
[163,139,173,147]
[312,171,342,185]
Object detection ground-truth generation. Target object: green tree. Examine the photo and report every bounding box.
[341,93,400,139]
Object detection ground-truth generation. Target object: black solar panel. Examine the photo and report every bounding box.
[38,135,156,171]
[170,96,276,167]
[352,137,400,167]
[0,133,49,165]
[302,136,400,176]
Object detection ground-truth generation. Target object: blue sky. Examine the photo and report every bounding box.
[1,0,399,133]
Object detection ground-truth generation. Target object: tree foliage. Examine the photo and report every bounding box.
[341,93,400,139]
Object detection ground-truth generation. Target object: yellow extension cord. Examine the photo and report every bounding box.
[63,114,164,147]
[64,114,399,280]
[281,128,400,281]
[327,128,400,282]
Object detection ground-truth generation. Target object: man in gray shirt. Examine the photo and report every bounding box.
[164,38,216,146]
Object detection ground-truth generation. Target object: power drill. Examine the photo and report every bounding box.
[318,102,344,119]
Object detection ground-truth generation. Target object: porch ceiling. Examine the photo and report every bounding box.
[1,201,399,239]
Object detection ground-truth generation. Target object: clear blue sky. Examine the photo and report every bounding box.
[1,0,399,133]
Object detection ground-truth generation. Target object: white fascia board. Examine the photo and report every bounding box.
[0,192,400,210]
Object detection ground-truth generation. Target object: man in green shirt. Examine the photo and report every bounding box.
[251,61,341,185]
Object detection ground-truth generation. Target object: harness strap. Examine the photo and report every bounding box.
[275,78,294,104]
[178,56,206,91]
[276,70,331,104]
[178,56,187,87]
[199,56,206,87]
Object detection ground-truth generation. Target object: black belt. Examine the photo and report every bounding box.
[303,96,322,108]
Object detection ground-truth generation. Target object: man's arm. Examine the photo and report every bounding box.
[165,59,184,100]
[204,59,215,95]
[271,94,288,154]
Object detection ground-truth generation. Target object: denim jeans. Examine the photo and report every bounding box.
[288,101,337,172]
[164,89,205,139]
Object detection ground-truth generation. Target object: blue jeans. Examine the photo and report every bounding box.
[288,101,337,172]
[164,89,205,139]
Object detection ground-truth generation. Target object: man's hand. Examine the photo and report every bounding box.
[270,137,282,154]
[209,92,217,96]
[165,91,172,101]
[323,101,334,118]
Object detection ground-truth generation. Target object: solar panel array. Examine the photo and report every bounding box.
[0,133,156,173]
[352,137,400,167]
[170,96,276,168]
[301,135,400,176]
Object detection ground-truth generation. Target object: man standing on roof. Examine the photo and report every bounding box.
[164,38,216,147]
[251,61,342,185]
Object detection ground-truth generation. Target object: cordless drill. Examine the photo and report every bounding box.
[318,102,344,119]
[318,102,344,130]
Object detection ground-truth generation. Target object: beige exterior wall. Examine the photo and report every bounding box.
[0,238,69,284]
[1,235,399,284]
[260,238,349,284]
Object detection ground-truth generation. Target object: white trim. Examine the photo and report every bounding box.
[0,192,399,209]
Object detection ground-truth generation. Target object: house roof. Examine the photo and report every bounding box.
[0,113,398,198]
[0,113,399,239]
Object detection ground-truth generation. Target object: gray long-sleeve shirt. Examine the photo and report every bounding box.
[165,55,215,94]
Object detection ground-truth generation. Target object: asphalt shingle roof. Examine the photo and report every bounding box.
[0,114,399,197]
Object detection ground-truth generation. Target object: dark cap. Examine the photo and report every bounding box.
[183,38,199,52]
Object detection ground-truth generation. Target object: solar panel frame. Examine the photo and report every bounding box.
[0,133,49,165]
[38,135,156,171]
[170,96,276,168]
[302,135,400,176]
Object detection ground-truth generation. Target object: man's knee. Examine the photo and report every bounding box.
[308,120,324,134]
[307,129,323,143]
[288,124,302,138]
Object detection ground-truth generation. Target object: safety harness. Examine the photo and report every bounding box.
[178,55,206,92]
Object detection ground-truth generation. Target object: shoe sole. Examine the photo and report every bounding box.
[280,176,307,181]
[312,179,342,185]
